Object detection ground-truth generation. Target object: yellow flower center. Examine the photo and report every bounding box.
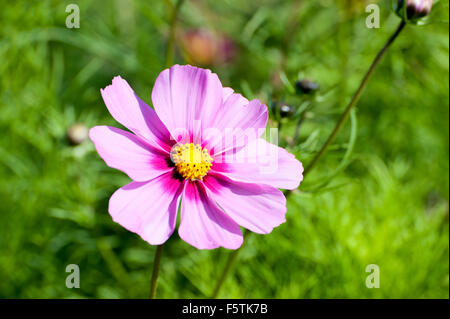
[170,143,213,181]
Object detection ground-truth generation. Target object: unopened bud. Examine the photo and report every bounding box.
[181,29,216,66]
[272,101,295,118]
[181,29,236,66]
[395,0,433,23]
[295,79,320,95]
[67,123,89,145]
[279,104,294,118]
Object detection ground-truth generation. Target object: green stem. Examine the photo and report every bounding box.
[149,244,164,299]
[303,20,406,176]
[211,230,250,298]
[292,114,305,146]
[211,20,406,299]
[165,0,185,68]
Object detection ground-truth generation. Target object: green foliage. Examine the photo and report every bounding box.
[0,0,448,298]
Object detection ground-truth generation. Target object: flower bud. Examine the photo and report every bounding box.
[67,123,89,145]
[295,79,320,95]
[180,29,236,66]
[181,29,216,66]
[395,0,433,23]
[272,101,294,118]
[279,104,294,118]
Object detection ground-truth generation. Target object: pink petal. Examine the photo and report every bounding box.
[213,138,304,190]
[151,65,223,142]
[179,181,243,250]
[101,76,172,152]
[89,126,171,182]
[222,87,234,101]
[205,95,268,154]
[109,172,183,245]
[204,174,287,234]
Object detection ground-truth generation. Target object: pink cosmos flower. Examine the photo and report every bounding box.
[90,65,303,250]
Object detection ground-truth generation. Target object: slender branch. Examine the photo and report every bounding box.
[303,21,406,176]
[211,20,407,299]
[149,244,164,299]
[165,0,185,68]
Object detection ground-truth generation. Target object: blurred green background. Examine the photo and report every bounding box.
[0,0,448,298]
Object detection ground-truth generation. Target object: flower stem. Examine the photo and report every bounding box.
[165,0,185,68]
[149,244,164,299]
[303,20,406,176]
[211,20,406,299]
[211,230,250,298]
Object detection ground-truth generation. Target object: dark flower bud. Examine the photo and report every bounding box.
[395,0,433,23]
[295,79,320,95]
[67,123,89,145]
[279,103,295,118]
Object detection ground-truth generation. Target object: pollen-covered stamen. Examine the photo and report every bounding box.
[170,143,213,181]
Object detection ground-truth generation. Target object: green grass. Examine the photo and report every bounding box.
[0,0,448,298]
